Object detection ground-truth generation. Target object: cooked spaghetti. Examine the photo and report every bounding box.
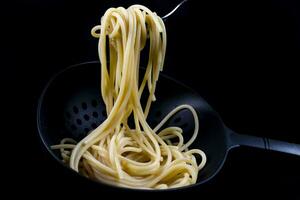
[51,5,206,189]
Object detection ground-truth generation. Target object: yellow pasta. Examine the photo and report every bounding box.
[52,5,206,189]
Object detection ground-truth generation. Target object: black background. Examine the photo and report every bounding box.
[2,0,300,197]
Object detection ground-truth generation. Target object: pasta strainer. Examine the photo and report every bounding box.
[37,61,300,191]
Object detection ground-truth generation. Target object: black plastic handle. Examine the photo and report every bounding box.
[229,130,300,156]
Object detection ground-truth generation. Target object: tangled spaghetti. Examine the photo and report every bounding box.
[51,5,206,189]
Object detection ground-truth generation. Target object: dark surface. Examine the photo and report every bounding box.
[2,0,300,197]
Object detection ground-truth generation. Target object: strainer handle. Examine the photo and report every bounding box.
[228,130,300,157]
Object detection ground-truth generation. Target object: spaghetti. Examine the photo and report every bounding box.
[51,5,206,189]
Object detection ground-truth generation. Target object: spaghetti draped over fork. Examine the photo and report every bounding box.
[51,5,206,189]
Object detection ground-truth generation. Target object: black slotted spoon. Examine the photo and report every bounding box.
[37,61,300,191]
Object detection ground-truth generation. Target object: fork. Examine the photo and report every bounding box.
[162,0,188,20]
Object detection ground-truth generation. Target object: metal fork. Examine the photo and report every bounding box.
[162,0,188,20]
